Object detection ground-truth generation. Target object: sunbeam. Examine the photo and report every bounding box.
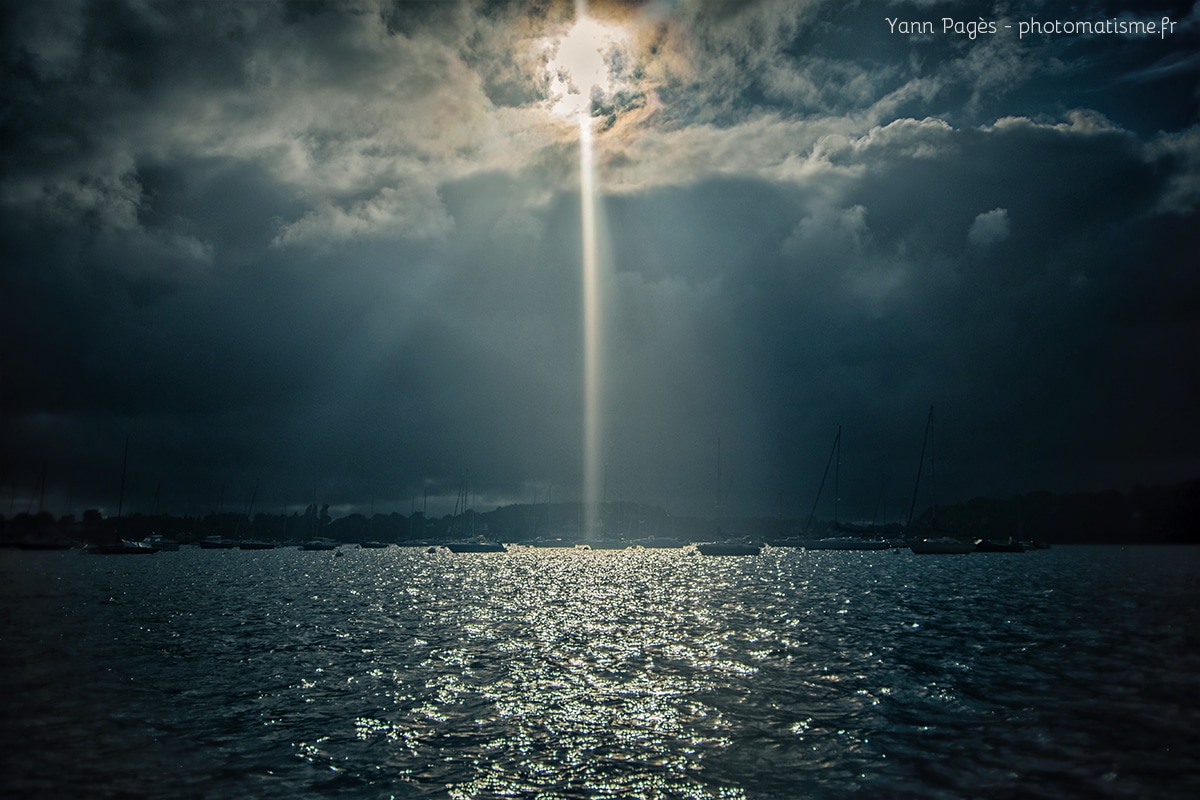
[546,0,632,534]
[580,114,603,535]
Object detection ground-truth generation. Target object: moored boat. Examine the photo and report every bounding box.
[633,537,684,549]
[802,425,889,549]
[907,536,975,554]
[904,407,973,555]
[238,539,276,550]
[530,536,577,548]
[85,439,155,555]
[84,539,159,555]
[300,538,339,551]
[583,540,629,550]
[974,538,1025,553]
[805,537,890,551]
[143,533,180,551]
[696,540,762,556]
[698,439,762,556]
[446,540,507,553]
[198,536,237,549]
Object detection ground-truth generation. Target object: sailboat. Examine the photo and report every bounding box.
[357,496,391,548]
[141,533,180,551]
[445,472,506,553]
[975,497,1026,552]
[696,438,762,556]
[12,463,74,549]
[905,407,974,554]
[84,438,159,555]
[84,539,159,555]
[236,482,276,549]
[804,426,889,550]
[299,497,338,550]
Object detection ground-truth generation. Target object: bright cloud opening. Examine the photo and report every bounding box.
[545,13,634,120]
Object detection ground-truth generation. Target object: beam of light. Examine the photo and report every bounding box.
[580,114,603,537]
[545,1,631,536]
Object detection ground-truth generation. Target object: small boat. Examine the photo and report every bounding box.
[698,439,761,556]
[696,540,762,556]
[446,540,507,553]
[975,499,1031,553]
[443,473,504,552]
[974,538,1025,553]
[198,536,238,549]
[904,407,973,555]
[802,426,888,549]
[805,537,890,551]
[632,537,685,549]
[238,539,276,550]
[84,440,156,555]
[230,485,271,549]
[142,533,180,551]
[583,540,628,550]
[300,539,339,551]
[908,536,975,554]
[530,536,577,548]
[84,539,159,555]
[358,541,391,549]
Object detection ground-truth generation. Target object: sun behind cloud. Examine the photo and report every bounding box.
[544,12,636,121]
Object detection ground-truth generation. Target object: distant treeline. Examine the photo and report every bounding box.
[2,480,1196,546]
[914,480,1199,545]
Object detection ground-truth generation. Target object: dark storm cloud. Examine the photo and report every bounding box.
[2,0,1198,520]
[596,107,1200,512]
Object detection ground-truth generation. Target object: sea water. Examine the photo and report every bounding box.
[1,545,1197,799]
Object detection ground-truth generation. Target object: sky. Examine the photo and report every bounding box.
[2,0,1199,524]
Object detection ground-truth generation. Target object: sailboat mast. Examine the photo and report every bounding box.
[906,406,934,530]
[716,437,721,535]
[451,473,462,533]
[37,461,47,516]
[234,481,259,541]
[116,437,129,522]
[871,479,885,530]
[929,408,937,530]
[834,425,841,527]
[806,427,840,534]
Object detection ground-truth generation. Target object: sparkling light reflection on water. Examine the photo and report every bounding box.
[1,546,1198,799]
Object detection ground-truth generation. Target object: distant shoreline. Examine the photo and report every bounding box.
[4,479,1196,549]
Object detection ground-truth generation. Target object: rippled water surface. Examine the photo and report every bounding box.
[2,545,1198,798]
